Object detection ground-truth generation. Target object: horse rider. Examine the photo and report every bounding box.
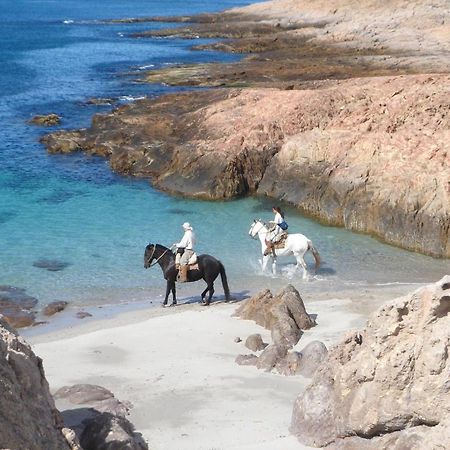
[174,222,196,282]
[264,206,288,256]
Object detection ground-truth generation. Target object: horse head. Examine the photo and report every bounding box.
[144,243,156,268]
[248,219,265,239]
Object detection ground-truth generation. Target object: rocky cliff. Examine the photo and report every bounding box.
[290,276,450,449]
[0,316,73,449]
[40,0,450,257]
[42,74,450,257]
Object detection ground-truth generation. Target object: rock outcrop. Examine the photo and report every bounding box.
[234,285,316,348]
[0,285,38,328]
[54,383,148,450]
[28,113,61,126]
[0,317,74,449]
[235,285,318,373]
[290,276,450,449]
[41,73,450,257]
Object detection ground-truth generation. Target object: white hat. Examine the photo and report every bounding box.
[182,222,192,230]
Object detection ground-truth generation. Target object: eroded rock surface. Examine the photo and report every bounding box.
[0,285,38,328]
[42,73,450,256]
[290,276,450,449]
[0,317,73,449]
[55,383,147,450]
[234,285,316,348]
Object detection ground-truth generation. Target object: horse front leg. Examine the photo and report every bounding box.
[163,281,171,307]
[170,281,177,306]
[261,254,270,272]
[272,257,277,275]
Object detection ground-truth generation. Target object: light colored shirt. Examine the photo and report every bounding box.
[176,230,195,250]
[274,212,283,225]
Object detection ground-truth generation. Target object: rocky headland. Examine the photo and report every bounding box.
[41,0,450,257]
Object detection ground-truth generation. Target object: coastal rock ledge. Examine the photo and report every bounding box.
[290,275,450,449]
[41,74,450,257]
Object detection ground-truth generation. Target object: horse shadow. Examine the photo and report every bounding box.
[179,290,251,306]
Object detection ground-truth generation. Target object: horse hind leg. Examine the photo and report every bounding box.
[201,286,209,304]
[202,283,214,306]
[295,255,309,280]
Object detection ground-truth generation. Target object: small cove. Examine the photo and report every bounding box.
[0,0,448,320]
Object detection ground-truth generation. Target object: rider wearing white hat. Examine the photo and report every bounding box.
[174,222,196,282]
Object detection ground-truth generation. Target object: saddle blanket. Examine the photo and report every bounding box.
[187,263,199,271]
[269,233,288,249]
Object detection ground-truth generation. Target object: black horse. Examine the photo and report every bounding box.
[144,243,230,307]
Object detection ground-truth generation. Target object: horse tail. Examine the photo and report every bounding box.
[219,262,231,301]
[308,240,321,271]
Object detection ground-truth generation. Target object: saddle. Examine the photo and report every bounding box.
[264,233,288,256]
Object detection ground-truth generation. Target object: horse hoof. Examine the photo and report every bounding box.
[201,302,210,307]
[169,303,177,307]
[161,304,167,308]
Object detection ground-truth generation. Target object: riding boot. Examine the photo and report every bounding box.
[178,264,188,283]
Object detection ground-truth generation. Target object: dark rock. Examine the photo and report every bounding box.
[33,258,71,271]
[28,113,61,126]
[235,354,258,366]
[234,336,242,343]
[0,317,74,449]
[245,333,267,351]
[80,412,148,450]
[44,301,69,316]
[85,98,115,105]
[0,286,38,328]
[76,311,92,319]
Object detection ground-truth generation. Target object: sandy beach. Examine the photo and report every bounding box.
[28,283,419,450]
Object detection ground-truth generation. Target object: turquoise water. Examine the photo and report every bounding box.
[0,0,448,311]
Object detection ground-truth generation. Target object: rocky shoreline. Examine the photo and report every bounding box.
[40,0,450,257]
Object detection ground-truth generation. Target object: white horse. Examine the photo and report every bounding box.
[248,219,321,278]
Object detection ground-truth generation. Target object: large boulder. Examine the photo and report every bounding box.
[55,383,147,450]
[290,276,450,449]
[234,285,316,349]
[0,317,73,449]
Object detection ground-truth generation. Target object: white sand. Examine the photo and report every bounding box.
[28,292,388,450]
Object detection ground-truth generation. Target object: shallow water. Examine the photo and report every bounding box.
[0,0,448,312]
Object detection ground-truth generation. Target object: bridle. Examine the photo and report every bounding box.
[146,245,174,268]
[249,220,269,239]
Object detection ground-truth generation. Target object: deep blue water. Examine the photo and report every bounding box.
[0,0,448,311]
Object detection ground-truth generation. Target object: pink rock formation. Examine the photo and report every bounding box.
[290,276,450,449]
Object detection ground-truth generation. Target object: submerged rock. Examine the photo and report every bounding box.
[0,285,38,328]
[33,258,71,271]
[290,276,450,449]
[43,301,68,316]
[28,113,61,126]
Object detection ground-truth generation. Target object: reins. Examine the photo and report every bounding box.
[147,245,174,268]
